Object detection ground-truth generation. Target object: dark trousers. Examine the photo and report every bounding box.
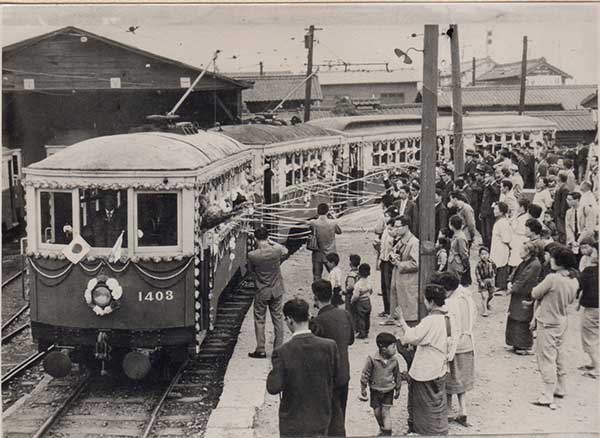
[481,216,494,249]
[329,383,349,437]
[311,251,328,282]
[380,260,393,315]
[353,299,372,337]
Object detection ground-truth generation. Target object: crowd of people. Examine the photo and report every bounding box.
[245,139,598,437]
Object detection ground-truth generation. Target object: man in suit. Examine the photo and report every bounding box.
[434,188,449,239]
[247,227,288,358]
[394,185,418,237]
[464,150,479,176]
[267,298,342,438]
[310,279,354,437]
[553,172,570,244]
[89,192,127,247]
[409,181,420,238]
[480,167,500,250]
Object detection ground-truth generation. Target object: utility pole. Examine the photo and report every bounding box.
[304,25,322,122]
[472,57,476,86]
[450,24,464,177]
[519,36,528,115]
[418,24,438,322]
[259,61,264,76]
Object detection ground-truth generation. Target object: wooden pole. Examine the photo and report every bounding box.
[450,24,464,176]
[304,25,315,122]
[418,24,438,321]
[472,57,476,86]
[519,36,528,115]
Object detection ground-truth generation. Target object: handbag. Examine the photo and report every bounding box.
[307,232,319,251]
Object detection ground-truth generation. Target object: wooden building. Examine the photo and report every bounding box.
[476,57,572,86]
[526,110,597,147]
[2,26,252,165]
[439,56,498,87]
[317,70,420,107]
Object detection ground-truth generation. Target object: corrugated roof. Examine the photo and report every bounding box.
[28,131,246,171]
[439,57,497,78]
[236,75,322,103]
[525,110,597,132]
[477,57,572,81]
[217,124,336,145]
[318,69,420,85]
[438,85,597,110]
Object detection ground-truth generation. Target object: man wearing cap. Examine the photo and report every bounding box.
[464,150,478,176]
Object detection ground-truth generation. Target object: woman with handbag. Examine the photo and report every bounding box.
[490,202,513,293]
[505,241,542,355]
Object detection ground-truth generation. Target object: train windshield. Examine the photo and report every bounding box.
[137,193,178,246]
[80,189,128,248]
[39,191,73,244]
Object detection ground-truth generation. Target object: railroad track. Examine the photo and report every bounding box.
[2,345,55,386]
[2,269,25,289]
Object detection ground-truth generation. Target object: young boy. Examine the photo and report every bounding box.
[351,263,373,339]
[436,236,450,272]
[475,247,496,317]
[326,252,344,306]
[359,332,404,436]
[345,254,361,316]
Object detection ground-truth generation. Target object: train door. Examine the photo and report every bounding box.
[348,143,363,204]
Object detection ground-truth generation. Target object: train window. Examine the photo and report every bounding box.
[80,189,128,248]
[485,134,492,143]
[39,191,73,245]
[372,155,380,166]
[414,150,420,161]
[381,154,388,164]
[415,139,421,149]
[390,141,396,151]
[286,170,293,187]
[302,165,309,181]
[286,154,292,165]
[390,152,396,163]
[294,168,302,183]
[373,143,380,153]
[494,133,502,142]
[514,132,522,141]
[137,193,178,247]
[523,132,531,141]
[381,142,388,152]
[399,151,406,163]
[475,134,483,144]
[505,133,513,141]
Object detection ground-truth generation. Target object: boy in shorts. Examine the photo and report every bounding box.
[359,332,404,436]
[475,246,496,316]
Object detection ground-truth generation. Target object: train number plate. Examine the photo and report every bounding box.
[137,290,174,302]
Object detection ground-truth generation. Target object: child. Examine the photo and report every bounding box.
[326,252,344,306]
[359,332,404,436]
[345,254,361,315]
[436,236,450,272]
[475,247,496,317]
[351,263,373,339]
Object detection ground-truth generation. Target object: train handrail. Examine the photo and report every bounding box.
[20,237,28,301]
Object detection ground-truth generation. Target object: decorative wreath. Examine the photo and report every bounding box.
[84,275,123,316]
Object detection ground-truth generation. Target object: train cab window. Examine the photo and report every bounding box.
[80,189,128,248]
[137,193,178,247]
[39,191,73,245]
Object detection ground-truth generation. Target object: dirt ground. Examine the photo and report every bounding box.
[253,206,599,437]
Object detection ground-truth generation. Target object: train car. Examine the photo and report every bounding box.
[22,124,255,379]
[308,113,558,192]
[2,147,24,236]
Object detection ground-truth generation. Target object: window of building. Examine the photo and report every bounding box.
[380,92,405,104]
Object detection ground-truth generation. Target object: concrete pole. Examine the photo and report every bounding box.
[519,36,528,115]
[304,25,315,122]
[450,24,464,176]
[418,24,439,321]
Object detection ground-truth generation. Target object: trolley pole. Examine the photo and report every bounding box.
[519,36,528,115]
[304,25,321,122]
[418,24,439,321]
[450,24,464,176]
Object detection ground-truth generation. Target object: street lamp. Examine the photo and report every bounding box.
[393,47,424,65]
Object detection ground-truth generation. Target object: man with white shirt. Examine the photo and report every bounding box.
[394,185,417,236]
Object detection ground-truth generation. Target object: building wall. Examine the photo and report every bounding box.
[3,89,241,166]
[555,130,597,148]
[321,82,418,106]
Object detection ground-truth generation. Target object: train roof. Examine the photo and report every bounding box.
[216,124,338,145]
[27,131,247,172]
[307,114,557,135]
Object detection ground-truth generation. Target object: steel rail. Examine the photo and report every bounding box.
[2,345,55,385]
[31,373,92,438]
[2,322,30,344]
[1,304,30,332]
[140,358,190,438]
[2,269,24,289]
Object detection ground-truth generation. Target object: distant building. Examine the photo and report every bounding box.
[229,74,322,114]
[2,26,251,165]
[526,110,597,147]
[317,70,420,107]
[439,56,498,87]
[476,57,572,86]
[581,91,598,110]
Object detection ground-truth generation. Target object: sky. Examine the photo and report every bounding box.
[2,3,598,84]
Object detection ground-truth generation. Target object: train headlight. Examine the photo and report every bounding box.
[92,286,112,307]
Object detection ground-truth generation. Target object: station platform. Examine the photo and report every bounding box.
[205,206,598,438]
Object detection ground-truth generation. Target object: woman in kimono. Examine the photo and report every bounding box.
[505,241,542,354]
[396,284,451,435]
[490,202,513,293]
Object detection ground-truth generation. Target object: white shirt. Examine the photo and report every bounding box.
[328,266,343,290]
[290,329,312,339]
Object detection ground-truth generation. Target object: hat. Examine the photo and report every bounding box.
[465,150,476,156]
[385,206,400,218]
[580,236,597,247]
